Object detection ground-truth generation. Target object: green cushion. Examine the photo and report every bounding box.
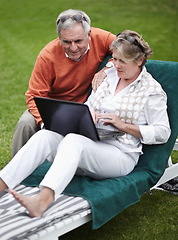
[22,59,178,229]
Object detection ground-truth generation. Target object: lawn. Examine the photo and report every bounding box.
[0,0,177,239]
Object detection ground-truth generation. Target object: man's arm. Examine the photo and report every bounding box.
[26,53,55,126]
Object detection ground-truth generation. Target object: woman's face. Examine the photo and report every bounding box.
[112,49,142,81]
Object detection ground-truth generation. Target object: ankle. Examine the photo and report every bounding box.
[39,187,54,206]
[0,178,8,192]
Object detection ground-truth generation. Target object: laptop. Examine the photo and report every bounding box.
[34,97,100,141]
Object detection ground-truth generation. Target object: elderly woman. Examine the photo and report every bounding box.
[0,30,170,217]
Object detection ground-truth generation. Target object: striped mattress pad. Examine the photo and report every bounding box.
[0,184,91,240]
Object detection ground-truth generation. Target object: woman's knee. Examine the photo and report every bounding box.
[34,129,61,140]
[63,133,87,146]
[60,134,86,155]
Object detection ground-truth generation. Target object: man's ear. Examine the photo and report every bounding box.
[88,30,91,41]
[59,38,62,46]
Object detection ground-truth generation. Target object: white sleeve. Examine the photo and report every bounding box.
[139,94,171,145]
[84,90,95,111]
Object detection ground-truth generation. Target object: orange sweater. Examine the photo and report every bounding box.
[25,27,115,125]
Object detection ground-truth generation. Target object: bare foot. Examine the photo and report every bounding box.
[9,188,54,217]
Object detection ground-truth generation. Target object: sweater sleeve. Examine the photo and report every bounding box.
[90,27,115,59]
[25,51,55,126]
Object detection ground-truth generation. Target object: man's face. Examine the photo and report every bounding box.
[60,23,91,61]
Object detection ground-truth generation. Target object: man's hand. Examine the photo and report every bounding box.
[92,69,106,92]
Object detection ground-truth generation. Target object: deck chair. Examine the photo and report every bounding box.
[0,59,178,240]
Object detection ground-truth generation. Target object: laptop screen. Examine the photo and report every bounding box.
[34,97,100,141]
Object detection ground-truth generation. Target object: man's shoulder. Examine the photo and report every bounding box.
[91,27,111,36]
[39,38,61,58]
[42,38,60,51]
[91,27,115,42]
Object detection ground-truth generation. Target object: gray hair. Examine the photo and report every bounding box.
[56,9,91,38]
[110,30,153,65]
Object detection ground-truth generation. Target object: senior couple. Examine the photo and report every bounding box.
[0,9,171,217]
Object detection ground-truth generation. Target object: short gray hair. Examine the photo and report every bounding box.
[56,9,91,38]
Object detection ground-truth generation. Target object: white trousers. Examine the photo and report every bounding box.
[0,130,137,199]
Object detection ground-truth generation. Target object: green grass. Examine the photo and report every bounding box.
[61,190,178,240]
[0,0,177,239]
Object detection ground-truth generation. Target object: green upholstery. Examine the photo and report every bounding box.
[22,59,178,229]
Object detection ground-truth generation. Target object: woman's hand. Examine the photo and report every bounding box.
[97,113,143,139]
[97,113,124,130]
[90,111,98,124]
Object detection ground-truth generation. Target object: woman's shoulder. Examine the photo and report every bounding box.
[143,67,167,97]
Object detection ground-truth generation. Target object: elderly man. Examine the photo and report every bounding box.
[12,9,115,157]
